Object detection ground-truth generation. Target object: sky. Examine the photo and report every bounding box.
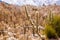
[1,0,60,6]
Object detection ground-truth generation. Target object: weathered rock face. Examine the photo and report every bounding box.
[0,1,60,40]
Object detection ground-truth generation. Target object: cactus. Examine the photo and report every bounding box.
[25,6,42,40]
[25,6,35,36]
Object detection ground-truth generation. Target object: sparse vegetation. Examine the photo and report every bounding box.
[52,15,60,37]
[45,24,58,39]
[45,11,60,39]
[0,1,60,40]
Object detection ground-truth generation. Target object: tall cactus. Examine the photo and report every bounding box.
[25,6,35,36]
[36,11,39,35]
[25,6,42,40]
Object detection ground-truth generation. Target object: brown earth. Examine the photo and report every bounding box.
[0,1,60,40]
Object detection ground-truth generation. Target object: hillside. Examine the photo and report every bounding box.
[0,2,60,26]
[0,1,60,40]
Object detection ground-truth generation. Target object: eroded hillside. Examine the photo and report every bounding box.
[0,1,60,40]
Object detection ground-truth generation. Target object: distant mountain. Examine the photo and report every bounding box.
[0,1,60,26]
[2,0,59,6]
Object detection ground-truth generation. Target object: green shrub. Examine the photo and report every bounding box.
[45,12,60,37]
[45,25,57,39]
[52,15,60,37]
